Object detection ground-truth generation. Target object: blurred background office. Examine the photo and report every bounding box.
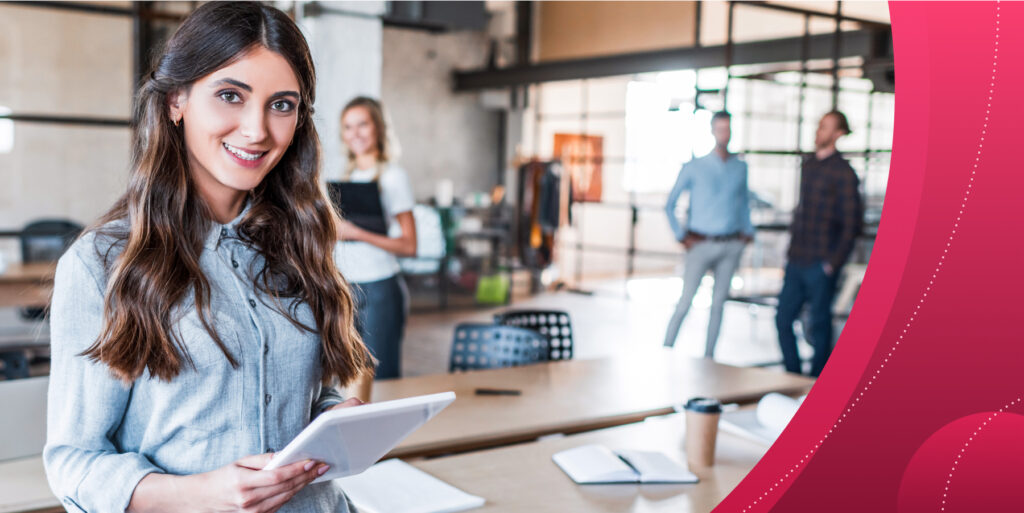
[0,1,892,379]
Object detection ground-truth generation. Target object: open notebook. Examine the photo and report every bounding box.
[336,459,485,513]
[553,444,698,484]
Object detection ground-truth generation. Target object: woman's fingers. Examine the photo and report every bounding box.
[328,397,365,411]
[246,462,328,507]
[255,484,309,513]
[238,457,315,489]
[234,452,276,470]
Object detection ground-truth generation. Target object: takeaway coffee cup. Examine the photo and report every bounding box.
[683,397,723,467]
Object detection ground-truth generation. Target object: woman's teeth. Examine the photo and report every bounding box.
[223,143,265,161]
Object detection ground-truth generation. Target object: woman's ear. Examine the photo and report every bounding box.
[167,89,188,125]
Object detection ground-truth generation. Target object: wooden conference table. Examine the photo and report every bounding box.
[384,350,812,458]
[411,412,768,513]
[0,263,53,309]
[0,354,812,513]
[1,414,770,513]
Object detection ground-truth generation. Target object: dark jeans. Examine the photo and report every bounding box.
[775,261,839,377]
[352,275,408,380]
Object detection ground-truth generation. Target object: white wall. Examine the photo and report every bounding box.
[298,1,386,182]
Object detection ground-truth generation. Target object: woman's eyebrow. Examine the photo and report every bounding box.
[211,78,298,100]
[211,78,252,92]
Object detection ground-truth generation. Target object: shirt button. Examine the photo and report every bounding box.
[248,299,257,308]
[232,259,239,268]
[263,345,269,355]
[265,394,272,405]
[268,447,276,453]
[220,228,227,238]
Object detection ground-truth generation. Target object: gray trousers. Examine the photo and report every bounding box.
[663,239,745,357]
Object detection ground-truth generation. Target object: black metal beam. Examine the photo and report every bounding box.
[0,114,130,127]
[515,1,532,65]
[453,29,886,91]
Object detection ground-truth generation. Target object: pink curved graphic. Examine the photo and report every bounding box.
[716,2,1023,511]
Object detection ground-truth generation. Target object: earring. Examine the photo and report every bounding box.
[173,118,180,127]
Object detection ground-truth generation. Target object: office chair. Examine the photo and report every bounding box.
[493,309,574,361]
[449,323,549,372]
[398,205,449,308]
[18,219,82,320]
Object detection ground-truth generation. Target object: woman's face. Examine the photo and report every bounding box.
[170,46,301,209]
[340,105,378,160]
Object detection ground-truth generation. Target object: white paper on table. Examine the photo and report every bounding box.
[336,459,485,513]
[755,393,803,432]
[720,393,806,446]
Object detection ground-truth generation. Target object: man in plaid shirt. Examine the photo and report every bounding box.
[776,111,863,377]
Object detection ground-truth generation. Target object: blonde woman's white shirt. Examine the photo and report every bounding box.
[334,164,415,283]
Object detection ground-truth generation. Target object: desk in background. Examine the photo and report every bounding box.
[0,263,54,309]
[381,351,812,458]
[0,458,58,513]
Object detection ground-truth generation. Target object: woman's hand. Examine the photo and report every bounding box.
[327,397,366,411]
[337,211,416,257]
[129,453,328,513]
[337,219,367,242]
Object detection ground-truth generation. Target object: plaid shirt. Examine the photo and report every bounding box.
[787,151,864,270]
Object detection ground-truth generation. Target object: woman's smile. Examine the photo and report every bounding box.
[222,142,268,168]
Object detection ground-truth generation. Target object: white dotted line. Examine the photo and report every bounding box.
[741,4,1000,511]
[940,396,1021,511]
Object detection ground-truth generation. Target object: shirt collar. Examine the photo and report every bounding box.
[815,150,843,163]
[204,199,251,251]
[700,151,737,165]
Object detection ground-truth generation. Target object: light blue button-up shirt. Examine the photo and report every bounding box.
[44,207,356,513]
[664,151,754,241]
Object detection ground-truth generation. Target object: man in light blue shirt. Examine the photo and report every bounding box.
[663,111,753,357]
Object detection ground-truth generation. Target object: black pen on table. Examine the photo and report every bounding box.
[474,387,522,396]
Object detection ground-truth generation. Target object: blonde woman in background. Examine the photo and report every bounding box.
[335,97,417,380]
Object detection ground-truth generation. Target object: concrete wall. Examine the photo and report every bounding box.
[381,26,500,201]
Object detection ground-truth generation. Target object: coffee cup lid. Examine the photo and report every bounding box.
[684,397,723,413]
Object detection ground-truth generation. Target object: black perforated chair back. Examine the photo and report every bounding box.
[493,309,573,361]
[20,219,83,263]
[449,323,549,372]
[18,219,82,320]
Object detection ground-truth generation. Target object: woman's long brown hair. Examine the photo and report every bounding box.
[80,1,374,386]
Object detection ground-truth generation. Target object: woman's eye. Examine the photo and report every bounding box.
[271,100,296,113]
[218,91,242,103]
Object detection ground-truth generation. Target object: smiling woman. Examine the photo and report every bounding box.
[42,3,373,513]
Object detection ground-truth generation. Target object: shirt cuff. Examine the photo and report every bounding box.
[77,452,162,513]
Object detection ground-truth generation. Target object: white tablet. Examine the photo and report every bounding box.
[264,391,455,482]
